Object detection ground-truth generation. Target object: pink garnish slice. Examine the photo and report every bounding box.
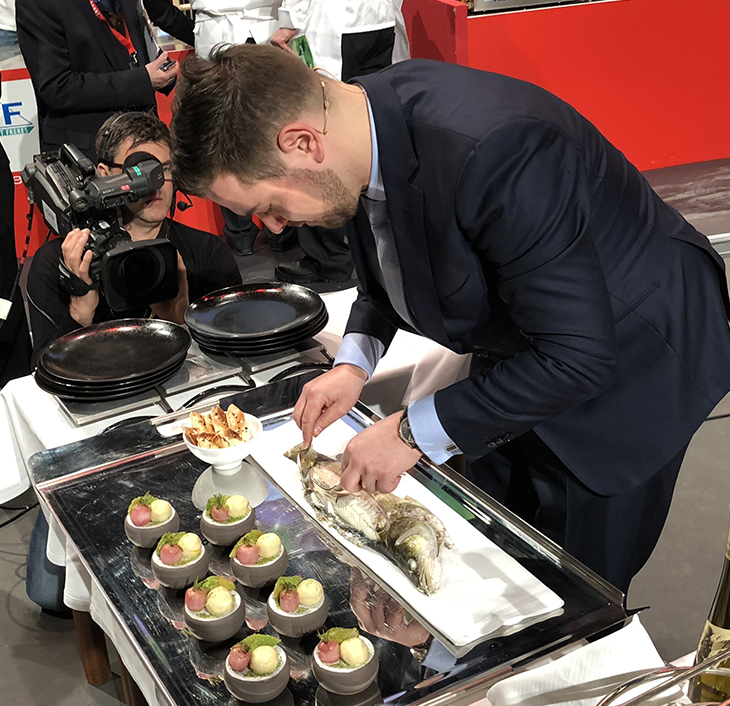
[228,645,251,672]
[317,640,340,664]
[160,544,182,566]
[185,587,207,612]
[279,589,300,613]
[236,544,260,565]
[130,505,151,527]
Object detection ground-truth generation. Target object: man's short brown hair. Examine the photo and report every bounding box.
[96,111,171,165]
[170,44,319,196]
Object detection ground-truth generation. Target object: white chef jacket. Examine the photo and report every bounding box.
[191,0,282,57]
[278,0,398,79]
[0,0,16,32]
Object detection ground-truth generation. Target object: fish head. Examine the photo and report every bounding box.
[391,520,441,595]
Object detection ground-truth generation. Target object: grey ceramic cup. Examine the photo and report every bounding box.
[266,593,329,638]
[199,508,255,546]
[184,590,245,642]
[311,638,379,696]
[124,508,179,549]
[151,545,210,589]
[223,646,290,703]
[230,546,288,588]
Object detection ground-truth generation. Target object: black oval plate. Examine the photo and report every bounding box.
[184,282,325,340]
[39,319,191,383]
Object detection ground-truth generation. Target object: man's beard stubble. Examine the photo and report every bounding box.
[291,167,360,229]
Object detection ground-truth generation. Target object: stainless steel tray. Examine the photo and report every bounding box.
[29,373,627,706]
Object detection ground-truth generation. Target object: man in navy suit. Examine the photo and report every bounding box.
[171,45,730,593]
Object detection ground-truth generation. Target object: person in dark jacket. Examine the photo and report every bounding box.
[26,111,241,367]
[170,46,730,594]
[16,0,192,161]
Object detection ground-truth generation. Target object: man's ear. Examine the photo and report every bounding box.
[277,122,325,164]
[97,162,111,177]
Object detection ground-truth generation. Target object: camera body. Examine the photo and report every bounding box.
[22,143,178,312]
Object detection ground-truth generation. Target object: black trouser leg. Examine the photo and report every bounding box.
[340,27,396,82]
[466,430,687,595]
[220,207,260,256]
[295,224,353,280]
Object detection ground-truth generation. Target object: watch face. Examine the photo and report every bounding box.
[400,416,416,448]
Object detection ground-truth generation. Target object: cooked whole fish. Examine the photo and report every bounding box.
[284,443,452,594]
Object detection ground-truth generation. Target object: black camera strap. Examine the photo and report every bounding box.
[59,259,100,297]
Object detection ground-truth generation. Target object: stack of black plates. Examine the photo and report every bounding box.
[34,319,191,401]
[185,282,328,357]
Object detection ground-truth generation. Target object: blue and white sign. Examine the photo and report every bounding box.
[0,77,39,172]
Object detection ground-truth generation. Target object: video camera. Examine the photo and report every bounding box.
[22,143,178,312]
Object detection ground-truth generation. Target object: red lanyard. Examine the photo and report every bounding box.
[87,0,138,64]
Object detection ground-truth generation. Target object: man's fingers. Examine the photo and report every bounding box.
[155,52,168,66]
[340,458,362,494]
[377,475,401,494]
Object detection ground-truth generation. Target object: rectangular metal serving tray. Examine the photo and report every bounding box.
[30,372,627,706]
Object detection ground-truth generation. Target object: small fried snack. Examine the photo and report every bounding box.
[186,404,250,448]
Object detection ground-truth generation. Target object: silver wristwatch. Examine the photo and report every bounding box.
[398,408,420,451]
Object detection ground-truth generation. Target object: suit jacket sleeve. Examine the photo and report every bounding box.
[16,0,155,114]
[435,120,620,460]
[143,0,195,46]
[344,282,399,352]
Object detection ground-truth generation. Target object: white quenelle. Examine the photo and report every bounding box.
[340,636,370,667]
[149,499,172,524]
[179,532,203,562]
[298,578,324,607]
[226,495,250,519]
[250,645,279,675]
[257,533,281,559]
[206,585,235,617]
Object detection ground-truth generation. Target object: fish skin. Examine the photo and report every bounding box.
[375,493,455,550]
[284,443,446,594]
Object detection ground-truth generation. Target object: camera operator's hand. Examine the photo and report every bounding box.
[146,52,178,90]
[150,253,188,325]
[63,228,99,327]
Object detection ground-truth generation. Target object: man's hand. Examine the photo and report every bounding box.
[146,52,178,90]
[270,28,297,55]
[150,254,188,324]
[341,411,422,494]
[349,567,430,648]
[293,364,368,445]
[63,228,99,327]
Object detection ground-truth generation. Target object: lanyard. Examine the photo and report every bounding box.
[87,0,138,65]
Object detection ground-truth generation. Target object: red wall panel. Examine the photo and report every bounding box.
[403,0,730,170]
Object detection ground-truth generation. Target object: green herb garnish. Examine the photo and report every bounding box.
[318,627,359,645]
[155,531,186,556]
[229,530,263,558]
[127,491,156,515]
[272,575,302,603]
[238,634,281,652]
[199,576,235,592]
[205,494,229,517]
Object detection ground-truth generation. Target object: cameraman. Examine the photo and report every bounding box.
[26,111,241,368]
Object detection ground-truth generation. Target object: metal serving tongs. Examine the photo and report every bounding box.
[597,646,730,706]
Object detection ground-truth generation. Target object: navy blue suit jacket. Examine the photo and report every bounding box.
[345,60,730,496]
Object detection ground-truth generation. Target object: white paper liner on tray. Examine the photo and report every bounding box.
[251,419,564,651]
